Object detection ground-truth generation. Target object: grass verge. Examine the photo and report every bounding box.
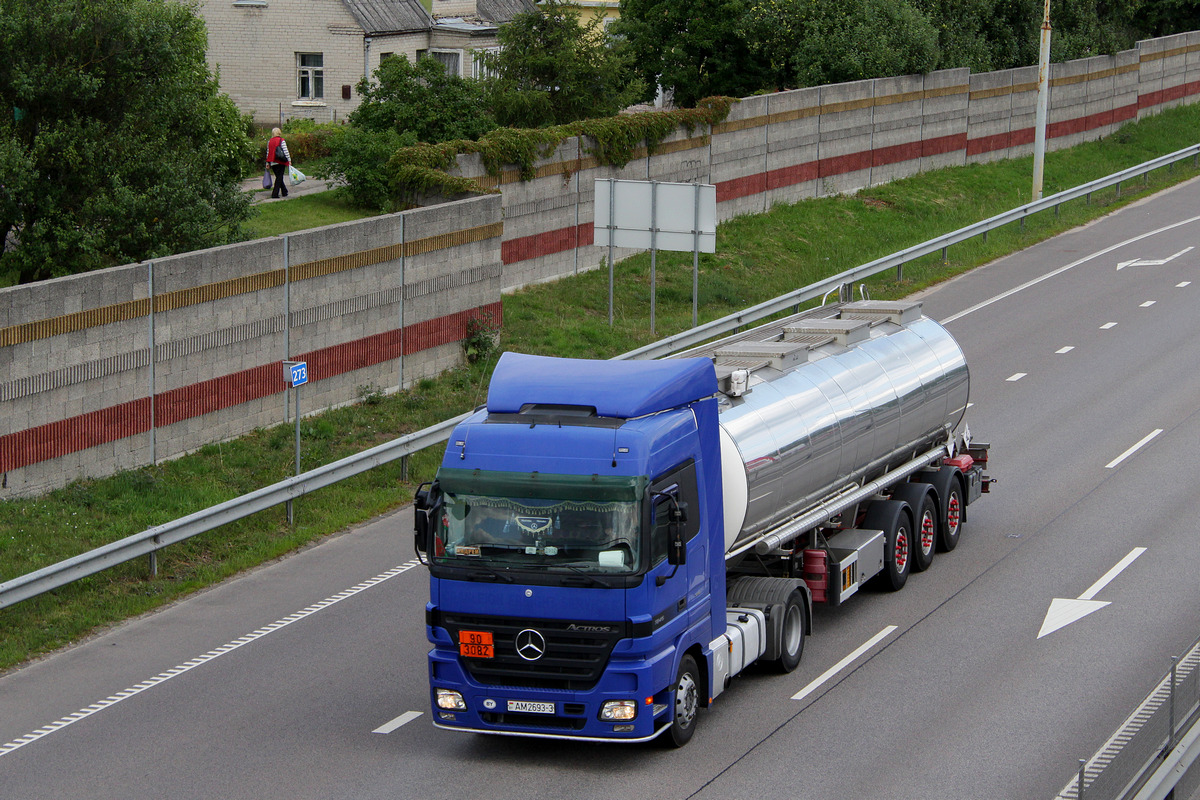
[3,105,1200,673]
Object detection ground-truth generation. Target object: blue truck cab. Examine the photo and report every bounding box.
[416,352,727,744]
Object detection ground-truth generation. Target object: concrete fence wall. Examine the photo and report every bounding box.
[0,196,502,497]
[467,33,1200,293]
[4,32,1200,497]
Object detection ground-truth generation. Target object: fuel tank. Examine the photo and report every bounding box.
[684,301,970,553]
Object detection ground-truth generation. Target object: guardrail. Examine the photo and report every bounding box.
[1056,632,1200,800]
[3,143,1199,611]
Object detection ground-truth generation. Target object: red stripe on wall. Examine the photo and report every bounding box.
[1139,80,1200,109]
[0,303,503,473]
[0,398,151,473]
[502,224,594,264]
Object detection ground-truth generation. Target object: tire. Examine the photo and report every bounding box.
[914,467,965,552]
[863,499,911,591]
[727,577,810,671]
[774,589,807,673]
[891,484,936,573]
[665,654,701,747]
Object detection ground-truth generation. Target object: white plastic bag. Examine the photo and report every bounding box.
[288,165,306,183]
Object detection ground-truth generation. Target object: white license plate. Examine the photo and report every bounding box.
[507,700,554,714]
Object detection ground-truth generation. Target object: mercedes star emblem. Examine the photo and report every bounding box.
[515,629,546,661]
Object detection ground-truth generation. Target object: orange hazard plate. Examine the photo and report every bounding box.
[459,630,494,658]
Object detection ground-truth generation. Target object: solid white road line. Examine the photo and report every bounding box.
[792,626,898,702]
[0,559,425,759]
[1105,429,1163,469]
[940,213,1200,325]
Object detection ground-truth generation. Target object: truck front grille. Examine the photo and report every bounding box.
[437,612,626,691]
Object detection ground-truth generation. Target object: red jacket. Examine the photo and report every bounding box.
[267,136,290,166]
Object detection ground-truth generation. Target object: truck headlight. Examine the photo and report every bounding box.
[599,700,638,721]
[435,688,467,711]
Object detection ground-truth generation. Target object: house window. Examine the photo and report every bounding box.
[429,49,461,77]
[297,53,324,99]
[473,47,499,79]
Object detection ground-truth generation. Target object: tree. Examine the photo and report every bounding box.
[612,0,773,107]
[0,0,254,284]
[741,0,940,88]
[349,54,496,142]
[479,0,646,128]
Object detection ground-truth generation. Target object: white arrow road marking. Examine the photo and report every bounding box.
[373,711,423,734]
[1038,548,1146,639]
[793,626,897,701]
[1116,246,1193,270]
[942,215,1200,325]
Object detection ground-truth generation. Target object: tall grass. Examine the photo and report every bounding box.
[3,105,1199,672]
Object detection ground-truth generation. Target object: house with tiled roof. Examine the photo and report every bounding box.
[199,0,535,125]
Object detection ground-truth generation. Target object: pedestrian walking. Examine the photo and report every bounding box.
[266,128,291,199]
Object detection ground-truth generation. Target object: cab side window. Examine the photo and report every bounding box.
[649,460,700,567]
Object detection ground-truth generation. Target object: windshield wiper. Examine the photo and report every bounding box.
[556,563,613,588]
[465,564,514,583]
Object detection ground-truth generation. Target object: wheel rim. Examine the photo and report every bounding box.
[894,526,910,572]
[675,671,698,728]
[946,492,962,537]
[919,510,936,556]
[782,604,803,656]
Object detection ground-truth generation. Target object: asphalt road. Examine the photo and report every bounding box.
[4,179,1200,799]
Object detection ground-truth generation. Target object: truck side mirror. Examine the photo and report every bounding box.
[667,500,687,566]
[414,482,437,557]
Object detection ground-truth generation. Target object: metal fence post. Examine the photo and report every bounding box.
[1169,656,1179,752]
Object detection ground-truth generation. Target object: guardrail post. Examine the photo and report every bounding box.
[1078,758,1086,799]
[149,549,158,578]
[1169,656,1178,752]
[941,247,948,265]
[401,454,409,482]
[1116,181,1122,198]
[897,263,904,281]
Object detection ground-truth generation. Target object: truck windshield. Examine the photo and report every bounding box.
[432,469,646,575]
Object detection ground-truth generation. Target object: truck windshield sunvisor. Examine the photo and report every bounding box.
[436,469,646,502]
[432,470,648,575]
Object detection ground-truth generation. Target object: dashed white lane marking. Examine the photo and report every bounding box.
[1105,429,1163,469]
[0,559,424,759]
[1140,300,1157,307]
[373,711,423,734]
[1056,346,1075,354]
[940,213,1200,325]
[1101,322,1118,330]
[1007,373,1027,382]
[793,626,897,702]
[1179,281,1192,287]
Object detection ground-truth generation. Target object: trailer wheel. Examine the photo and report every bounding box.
[892,484,936,573]
[914,467,965,552]
[666,655,701,747]
[775,589,807,673]
[864,500,911,591]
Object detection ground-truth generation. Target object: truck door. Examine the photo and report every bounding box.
[649,462,704,635]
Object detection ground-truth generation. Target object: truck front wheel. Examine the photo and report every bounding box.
[666,655,701,747]
[775,589,807,673]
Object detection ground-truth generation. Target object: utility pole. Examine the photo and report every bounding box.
[1032,0,1052,201]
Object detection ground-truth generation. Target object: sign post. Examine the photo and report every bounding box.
[594,179,716,333]
[283,360,308,525]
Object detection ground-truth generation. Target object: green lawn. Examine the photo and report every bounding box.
[3,105,1200,673]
